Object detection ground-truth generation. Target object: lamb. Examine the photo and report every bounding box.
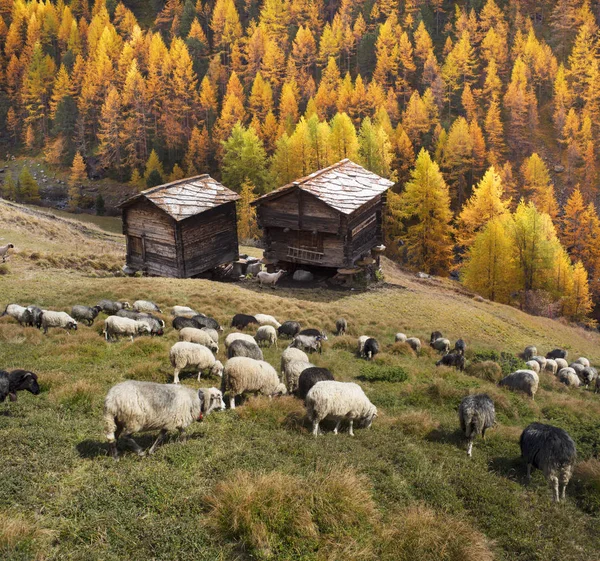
[394,333,407,343]
[172,316,201,331]
[225,332,256,348]
[520,422,577,502]
[281,347,309,376]
[201,327,219,344]
[191,315,223,332]
[179,327,219,353]
[1,304,32,326]
[521,345,537,361]
[71,305,103,326]
[257,269,286,288]
[305,381,377,436]
[406,337,421,353]
[436,352,466,371]
[221,357,287,408]
[98,300,131,314]
[0,243,14,262]
[498,370,539,399]
[454,339,466,355]
[363,338,380,360]
[557,367,581,388]
[171,305,200,318]
[296,367,335,400]
[231,313,258,330]
[133,300,162,313]
[169,341,223,384]
[335,318,347,336]
[227,339,264,361]
[278,321,301,339]
[430,337,451,354]
[255,325,278,347]
[532,356,547,371]
[544,359,558,375]
[290,334,322,354]
[254,314,281,329]
[104,381,224,459]
[555,358,569,371]
[25,305,43,329]
[458,394,496,457]
[103,316,149,342]
[526,360,540,374]
[580,367,597,388]
[299,328,328,340]
[546,349,568,360]
[40,310,78,334]
[430,331,443,344]
[0,369,40,402]
[572,357,590,368]
[283,360,314,393]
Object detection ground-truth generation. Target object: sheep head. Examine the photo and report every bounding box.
[274,383,287,396]
[211,360,224,378]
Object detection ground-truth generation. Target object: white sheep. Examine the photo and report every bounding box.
[1,304,30,325]
[395,333,407,343]
[104,381,224,459]
[498,370,539,399]
[179,327,219,353]
[544,359,558,375]
[255,325,278,348]
[430,337,451,354]
[557,367,581,388]
[357,335,371,357]
[573,357,590,368]
[201,327,219,343]
[281,347,309,375]
[555,358,569,371]
[283,360,314,393]
[253,313,281,328]
[171,306,199,318]
[103,316,150,342]
[225,332,256,348]
[405,337,421,353]
[526,360,540,374]
[0,243,14,262]
[222,357,286,408]
[40,310,78,334]
[169,341,223,384]
[257,269,286,288]
[532,356,547,371]
[305,381,377,436]
[133,300,162,313]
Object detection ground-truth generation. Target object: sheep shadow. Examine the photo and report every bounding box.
[282,411,350,435]
[426,427,465,447]
[488,456,524,483]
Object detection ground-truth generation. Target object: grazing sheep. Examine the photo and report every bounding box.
[526,360,540,374]
[40,311,78,334]
[172,316,201,331]
[254,314,281,329]
[255,325,278,348]
[459,394,496,457]
[225,332,256,348]
[171,306,199,318]
[281,347,309,376]
[296,367,335,400]
[532,356,547,371]
[299,328,328,340]
[227,339,264,361]
[103,316,149,342]
[572,357,590,368]
[569,362,585,377]
[580,367,597,388]
[454,339,466,355]
[98,300,131,314]
[71,305,102,326]
[278,321,301,339]
[25,305,43,329]
[231,313,259,330]
[305,381,377,436]
[201,327,219,344]
[406,337,421,353]
[133,300,162,313]
[544,359,558,375]
[436,353,466,371]
[222,357,286,408]
[430,331,443,344]
[0,243,14,262]
[357,335,370,357]
[394,333,407,343]
[0,376,9,402]
[595,376,600,394]
[290,334,322,354]
[557,368,581,388]
[430,337,451,354]
[283,360,314,393]
[335,318,347,336]
[363,338,380,360]
[498,370,539,399]
[116,310,165,336]
[104,381,224,459]
[520,423,576,502]
[521,346,537,361]
[555,358,569,371]
[0,369,40,402]
[546,349,568,360]
[179,327,219,353]
[169,342,223,384]
[1,304,32,326]
[257,269,286,288]
[192,315,223,332]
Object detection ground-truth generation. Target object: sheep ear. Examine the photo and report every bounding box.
[197,390,205,411]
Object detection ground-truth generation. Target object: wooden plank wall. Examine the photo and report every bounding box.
[267,227,345,267]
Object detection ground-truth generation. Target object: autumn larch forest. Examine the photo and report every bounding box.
[1,0,600,322]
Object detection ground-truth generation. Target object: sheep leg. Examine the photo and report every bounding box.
[130,335,134,343]
[123,435,145,456]
[333,420,342,435]
[148,429,167,455]
[197,369,202,382]
[348,420,355,437]
[173,369,180,384]
[550,475,560,502]
[229,396,236,409]
[178,428,187,443]
[526,463,532,482]
[467,439,473,457]
[312,420,320,436]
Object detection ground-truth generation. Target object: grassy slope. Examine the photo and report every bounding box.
[0,200,599,560]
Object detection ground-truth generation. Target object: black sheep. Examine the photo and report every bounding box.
[436,352,466,371]
[430,331,443,344]
[278,321,301,339]
[231,314,259,330]
[296,367,335,400]
[0,376,9,402]
[26,305,43,328]
[546,348,568,360]
[299,328,328,340]
[172,316,201,330]
[0,369,40,401]
[363,338,380,360]
[454,339,466,356]
[192,315,223,331]
[227,339,264,361]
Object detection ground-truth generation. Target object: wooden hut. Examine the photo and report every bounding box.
[119,175,240,278]
[252,159,394,272]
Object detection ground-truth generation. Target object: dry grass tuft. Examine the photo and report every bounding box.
[0,263,10,275]
[380,505,495,561]
[394,409,440,438]
[466,361,502,383]
[236,395,305,427]
[0,512,53,558]
[388,341,416,357]
[427,379,464,404]
[574,458,600,488]
[330,335,357,352]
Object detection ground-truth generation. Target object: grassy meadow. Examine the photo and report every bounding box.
[1,200,600,560]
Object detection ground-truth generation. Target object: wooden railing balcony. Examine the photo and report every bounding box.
[287,246,324,263]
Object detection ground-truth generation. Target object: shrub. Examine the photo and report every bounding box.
[388,342,416,357]
[469,350,526,376]
[331,335,356,351]
[572,459,600,514]
[465,360,502,382]
[358,364,408,383]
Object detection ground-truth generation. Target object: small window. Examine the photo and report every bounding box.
[129,236,143,256]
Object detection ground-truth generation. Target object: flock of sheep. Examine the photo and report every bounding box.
[0,298,595,502]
